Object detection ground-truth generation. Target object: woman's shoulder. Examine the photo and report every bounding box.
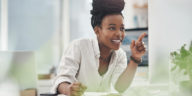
[69,38,94,48]
[71,38,93,44]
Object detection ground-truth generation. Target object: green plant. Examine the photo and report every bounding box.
[170,41,192,80]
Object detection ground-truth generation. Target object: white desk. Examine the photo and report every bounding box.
[38,67,169,96]
[37,80,169,96]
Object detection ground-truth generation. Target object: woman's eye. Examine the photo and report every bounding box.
[109,27,116,31]
[120,27,125,31]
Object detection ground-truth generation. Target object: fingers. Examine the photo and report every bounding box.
[130,40,135,49]
[131,32,147,50]
[135,33,146,48]
[137,32,147,42]
[136,42,146,52]
[71,85,81,91]
[73,82,87,91]
[81,84,87,91]
[71,82,80,90]
[73,82,81,85]
[131,40,146,52]
[135,32,146,51]
[71,91,83,96]
[136,41,143,47]
[69,82,87,96]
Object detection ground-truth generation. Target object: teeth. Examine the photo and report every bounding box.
[112,40,121,43]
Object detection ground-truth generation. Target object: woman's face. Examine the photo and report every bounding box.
[96,14,125,50]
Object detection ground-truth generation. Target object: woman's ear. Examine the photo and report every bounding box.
[94,26,100,36]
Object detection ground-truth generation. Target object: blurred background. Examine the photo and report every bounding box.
[0,0,191,96]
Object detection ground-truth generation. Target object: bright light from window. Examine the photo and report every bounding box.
[1,0,8,50]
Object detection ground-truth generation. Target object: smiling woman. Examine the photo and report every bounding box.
[51,0,147,95]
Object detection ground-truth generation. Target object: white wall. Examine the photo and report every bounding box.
[0,0,8,51]
[148,0,192,83]
[69,0,94,41]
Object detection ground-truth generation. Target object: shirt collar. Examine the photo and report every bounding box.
[92,37,100,58]
[92,37,118,59]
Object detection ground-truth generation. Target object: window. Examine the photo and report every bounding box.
[0,0,63,74]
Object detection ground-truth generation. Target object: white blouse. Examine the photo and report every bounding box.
[51,38,127,93]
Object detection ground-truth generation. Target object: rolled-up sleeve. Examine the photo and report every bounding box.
[51,40,81,93]
[111,50,127,88]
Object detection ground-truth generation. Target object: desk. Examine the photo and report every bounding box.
[38,67,169,96]
[57,92,120,96]
[39,84,169,96]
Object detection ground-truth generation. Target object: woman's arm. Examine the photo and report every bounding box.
[115,33,147,93]
[114,58,138,93]
[58,82,71,95]
[52,40,82,94]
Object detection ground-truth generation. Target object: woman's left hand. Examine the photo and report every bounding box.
[130,32,147,59]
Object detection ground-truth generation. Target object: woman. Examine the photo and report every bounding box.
[52,0,146,95]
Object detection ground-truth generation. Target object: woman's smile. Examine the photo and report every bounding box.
[111,39,122,46]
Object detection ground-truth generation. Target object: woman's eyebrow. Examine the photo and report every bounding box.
[109,24,116,26]
[108,24,124,26]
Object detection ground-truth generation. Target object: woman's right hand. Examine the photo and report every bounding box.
[58,82,87,96]
[68,82,87,96]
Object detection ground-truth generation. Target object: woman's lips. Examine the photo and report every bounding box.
[111,39,122,44]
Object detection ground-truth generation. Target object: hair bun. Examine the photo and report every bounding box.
[91,0,125,16]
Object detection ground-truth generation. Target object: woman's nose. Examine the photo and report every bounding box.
[116,30,122,39]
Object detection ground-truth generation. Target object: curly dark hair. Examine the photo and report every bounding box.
[90,0,125,29]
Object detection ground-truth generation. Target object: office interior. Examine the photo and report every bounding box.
[0,0,192,96]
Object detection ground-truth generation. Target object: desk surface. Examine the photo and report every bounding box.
[39,84,169,96]
[39,67,169,96]
[57,92,122,96]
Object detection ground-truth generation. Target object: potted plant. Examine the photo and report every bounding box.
[170,41,192,95]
